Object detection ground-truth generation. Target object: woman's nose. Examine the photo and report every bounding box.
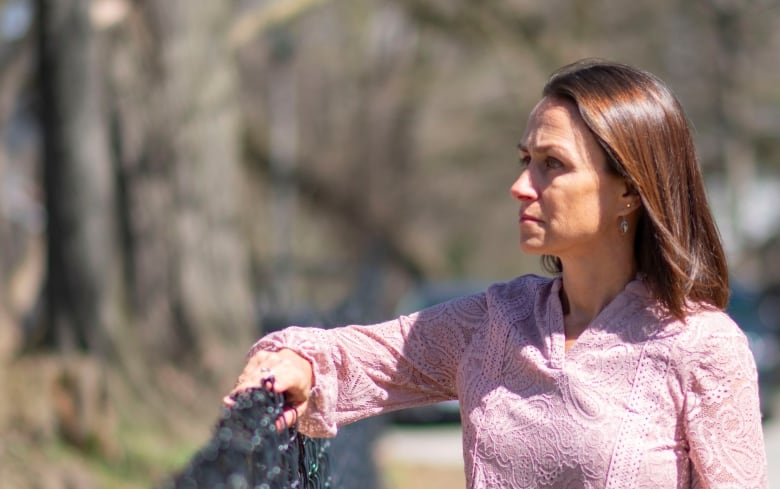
[510,168,536,201]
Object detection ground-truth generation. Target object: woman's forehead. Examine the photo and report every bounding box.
[521,97,590,149]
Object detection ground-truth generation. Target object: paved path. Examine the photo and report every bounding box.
[375,425,464,467]
[765,417,780,488]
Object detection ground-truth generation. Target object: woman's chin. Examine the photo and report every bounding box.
[519,242,546,255]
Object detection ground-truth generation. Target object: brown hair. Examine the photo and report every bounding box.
[541,59,729,319]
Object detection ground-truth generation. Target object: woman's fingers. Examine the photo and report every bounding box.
[223,350,276,406]
[274,400,308,432]
[226,353,277,397]
[223,348,314,429]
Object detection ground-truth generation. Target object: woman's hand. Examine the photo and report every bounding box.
[223,348,314,430]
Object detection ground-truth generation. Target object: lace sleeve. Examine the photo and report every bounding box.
[680,313,768,488]
[249,292,489,438]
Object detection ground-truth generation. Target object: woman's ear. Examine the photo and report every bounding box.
[619,182,641,216]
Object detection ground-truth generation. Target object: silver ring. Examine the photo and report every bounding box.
[259,367,274,378]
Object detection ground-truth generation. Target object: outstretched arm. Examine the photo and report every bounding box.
[224,291,489,437]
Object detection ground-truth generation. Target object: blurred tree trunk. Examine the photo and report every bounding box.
[707,0,754,262]
[37,0,253,381]
[34,0,124,458]
[109,0,253,378]
[38,0,122,356]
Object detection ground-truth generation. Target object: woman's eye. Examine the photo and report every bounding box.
[519,155,531,167]
[545,157,563,169]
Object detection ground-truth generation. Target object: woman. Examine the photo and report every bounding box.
[226,59,768,488]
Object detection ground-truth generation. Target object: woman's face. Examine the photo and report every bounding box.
[511,96,628,260]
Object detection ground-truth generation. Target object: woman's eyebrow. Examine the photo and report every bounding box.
[517,142,557,154]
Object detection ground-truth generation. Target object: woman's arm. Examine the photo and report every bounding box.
[226,291,489,437]
[682,314,768,488]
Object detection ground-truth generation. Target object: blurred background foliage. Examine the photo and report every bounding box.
[0,0,779,487]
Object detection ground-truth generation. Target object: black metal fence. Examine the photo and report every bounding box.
[164,386,332,489]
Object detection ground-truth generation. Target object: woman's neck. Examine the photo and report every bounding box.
[559,257,637,325]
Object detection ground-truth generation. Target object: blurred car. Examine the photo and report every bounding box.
[727,281,780,420]
[758,283,780,340]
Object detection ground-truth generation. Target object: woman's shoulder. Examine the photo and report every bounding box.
[669,307,755,381]
[679,306,746,342]
[487,274,553,297]
[482,274,553,321]
[638,299,744,343]
[655,306,748,356]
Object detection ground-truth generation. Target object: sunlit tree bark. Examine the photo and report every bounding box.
[38,0,122,355]
[36,0,254,386]
[109,0,253,376]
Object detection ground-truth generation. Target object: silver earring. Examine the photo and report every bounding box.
[619,216,629,234]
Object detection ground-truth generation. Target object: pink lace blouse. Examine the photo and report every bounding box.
[252,275,768,488]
